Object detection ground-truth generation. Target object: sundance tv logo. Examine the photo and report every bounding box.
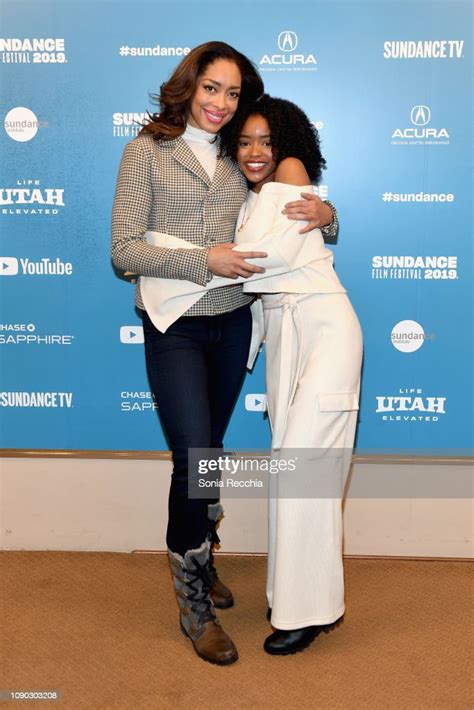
[0,391,73,408]
[391,105,449,145]
[383,40,464,59]
[259,31,317,72]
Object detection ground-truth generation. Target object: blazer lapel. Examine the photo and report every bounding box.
[172,137,211,186]
[210,153,237,193]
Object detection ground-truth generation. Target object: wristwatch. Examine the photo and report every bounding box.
[321,200,339,240]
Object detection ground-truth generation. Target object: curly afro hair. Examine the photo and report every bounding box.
[219,94,326,183]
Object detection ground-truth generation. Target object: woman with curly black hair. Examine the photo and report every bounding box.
[222,92,327,183]
[225,95,363,656]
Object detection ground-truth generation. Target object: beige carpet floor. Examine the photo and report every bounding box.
[1,552,472,709]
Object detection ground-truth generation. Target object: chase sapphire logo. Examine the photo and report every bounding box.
[278,31,298,52]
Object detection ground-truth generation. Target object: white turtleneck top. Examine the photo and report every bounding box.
[181,123,217,180]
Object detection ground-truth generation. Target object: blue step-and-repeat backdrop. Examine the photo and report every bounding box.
[0,0,472,453]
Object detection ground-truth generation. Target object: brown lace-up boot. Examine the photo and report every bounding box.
[168,539,238,665]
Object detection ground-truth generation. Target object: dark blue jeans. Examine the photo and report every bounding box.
[141,305,252,556]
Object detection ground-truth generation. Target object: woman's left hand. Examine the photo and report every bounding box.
[282,192,333,234]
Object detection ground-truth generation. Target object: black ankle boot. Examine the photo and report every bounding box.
[264,615,344,655]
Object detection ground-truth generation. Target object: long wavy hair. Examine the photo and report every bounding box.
[140,41,264,142]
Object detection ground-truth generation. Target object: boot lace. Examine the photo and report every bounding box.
[185,556,215,624]
[208,524,221,582]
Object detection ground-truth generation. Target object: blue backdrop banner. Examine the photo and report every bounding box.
[0,0,472,453]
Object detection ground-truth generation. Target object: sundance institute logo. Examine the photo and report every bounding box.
[391,320,435,353]
[4,107,48,142]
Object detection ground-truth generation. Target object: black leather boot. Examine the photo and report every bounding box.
[264,615,344,655]
[207,502,234,609]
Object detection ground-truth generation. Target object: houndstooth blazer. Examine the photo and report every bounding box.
[111,132,252,316]
[112,131,339,317]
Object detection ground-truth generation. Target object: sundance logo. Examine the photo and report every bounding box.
[120,326,144,344]
[391,320,435,353]
[260,31,317,71]
[4,107,48,142]
[0,257,73,276]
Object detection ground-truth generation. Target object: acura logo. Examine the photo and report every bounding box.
[410,105,431,126]
[278,31,298,52]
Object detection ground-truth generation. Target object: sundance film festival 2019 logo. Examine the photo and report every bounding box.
[112,112,147,138]
[372,256,458,280]
[391,105,449,145]
[4,107,48,142]
[259,31,318,72]
[376,388,446,423]
[0,38,67,64]
[1,179,64,216]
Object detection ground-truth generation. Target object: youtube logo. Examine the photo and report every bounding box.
[245,393,267,412]
[0,257,19,276]
[120,325,144,344]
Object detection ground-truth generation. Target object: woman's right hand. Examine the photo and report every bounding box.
[207,243,267,279]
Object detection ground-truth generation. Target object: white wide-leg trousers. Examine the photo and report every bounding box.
[263,292,363,629]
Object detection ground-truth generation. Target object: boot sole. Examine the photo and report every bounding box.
[264,616,344,656]
[180,622,239,666]
[212,597,234,610]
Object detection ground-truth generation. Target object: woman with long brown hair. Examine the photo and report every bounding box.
[112,41,338,666]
